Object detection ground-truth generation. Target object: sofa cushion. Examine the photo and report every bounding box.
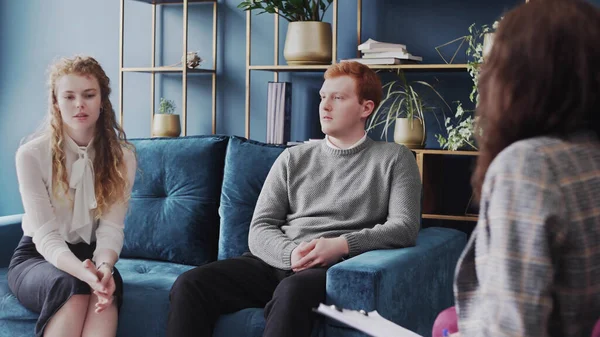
[0,268,38,337]
[115,258,195,337]
[218,136,287,260]
[123,136,229,266]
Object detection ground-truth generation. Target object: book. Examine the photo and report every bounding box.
[341,57,419,65]
[266,82,292,145]
[361,47,407,54]
[362,52,423,62]
[358,38,407,51]
[314,303,423,337]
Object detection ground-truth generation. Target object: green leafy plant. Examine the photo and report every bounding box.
[367,70,449,140]
[466,21,497,105]
[436,20,499,151]
[435,102,481,150]
[237,0,333,22]
[158,98,176,115]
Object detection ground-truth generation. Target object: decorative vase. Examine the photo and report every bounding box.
[283,22,332,65]
[152,114,181,138]
[393,118,425,149]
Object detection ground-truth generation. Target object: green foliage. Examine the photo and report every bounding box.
[466,22,494,106]
[158,98,176,115]
[237,0,333,22]
[435,102,480,151]
[436,20,499,151]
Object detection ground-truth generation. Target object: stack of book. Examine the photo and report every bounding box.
[343,38,423,65]
[266,81,292,145]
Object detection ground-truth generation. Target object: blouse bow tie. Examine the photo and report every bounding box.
[67,140,97,244]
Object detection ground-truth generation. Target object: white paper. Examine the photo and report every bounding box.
[314,303,423,337]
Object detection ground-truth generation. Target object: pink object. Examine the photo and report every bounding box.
[432,306,459,337]
[592,318,600,337]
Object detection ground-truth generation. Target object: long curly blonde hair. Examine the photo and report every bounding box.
[47,55,134,218]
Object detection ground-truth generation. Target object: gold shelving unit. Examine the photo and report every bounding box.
[414,149,480,222]
[119,0,218,136]
[423,214,478,222]
[243,1,528,224]
[243,0,475,139]
[244,0,343,139]
[414,149,479,156]
[248,64,468,72]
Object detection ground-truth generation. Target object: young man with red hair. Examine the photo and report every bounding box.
[167,61,422,337]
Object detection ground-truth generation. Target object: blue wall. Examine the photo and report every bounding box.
[0,0,530,215]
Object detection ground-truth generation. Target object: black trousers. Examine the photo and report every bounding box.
[166,253,327,337]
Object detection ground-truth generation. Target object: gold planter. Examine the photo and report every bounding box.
[152,114,181,138]
[394,118,425,149]
[283,22,332,65]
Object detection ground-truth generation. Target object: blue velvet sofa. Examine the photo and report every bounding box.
[0,135,467,337]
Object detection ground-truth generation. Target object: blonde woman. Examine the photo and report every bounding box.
[7,55,136,337]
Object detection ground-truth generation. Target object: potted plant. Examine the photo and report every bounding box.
[238,0,333,65]
[435,19,500,151]
[367,71,449,149]
[152,98,181,138]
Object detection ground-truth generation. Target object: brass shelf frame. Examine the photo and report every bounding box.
[122,67,216,73]
[244,0,344,139]
[129,0,216,4]
[248,64,469,72]
[119,0,218,136]
[413,149,479,156]
[414,150,480,222]
[422,214,478,222]
[243,1,528,223]
[243,0,529,139]
[243,0,475,139]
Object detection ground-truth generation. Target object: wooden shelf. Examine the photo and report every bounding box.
[121,67,215,74]
[422,214,478,222]
[370,64,468,71]
[248,65,332,72]
[128,0,216,4]
[119,0,218,136]
[413,149,479,156]
[248,64,468,73]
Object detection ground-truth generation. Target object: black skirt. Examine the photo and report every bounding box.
[7,236,123,337]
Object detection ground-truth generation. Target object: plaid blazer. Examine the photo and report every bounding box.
[455,133,600,337]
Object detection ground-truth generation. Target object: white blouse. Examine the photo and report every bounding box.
[15,132,137,266]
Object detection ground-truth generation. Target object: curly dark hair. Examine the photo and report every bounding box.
[472,0,600,202]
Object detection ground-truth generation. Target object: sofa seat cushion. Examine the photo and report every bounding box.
[218,136,287,260]
[123,135,229,266]
[0,267,37,337]
[0,268,37,321]
[214,308,265,337]
[0,260,195,337]
[115,258,195,337]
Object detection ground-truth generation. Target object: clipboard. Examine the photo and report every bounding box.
[313,303,423,337]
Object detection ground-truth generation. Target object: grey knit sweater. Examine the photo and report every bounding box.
[248,137,422,270]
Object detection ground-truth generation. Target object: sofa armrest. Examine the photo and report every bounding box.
[0,214,23,268]
[325,227,467,336]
